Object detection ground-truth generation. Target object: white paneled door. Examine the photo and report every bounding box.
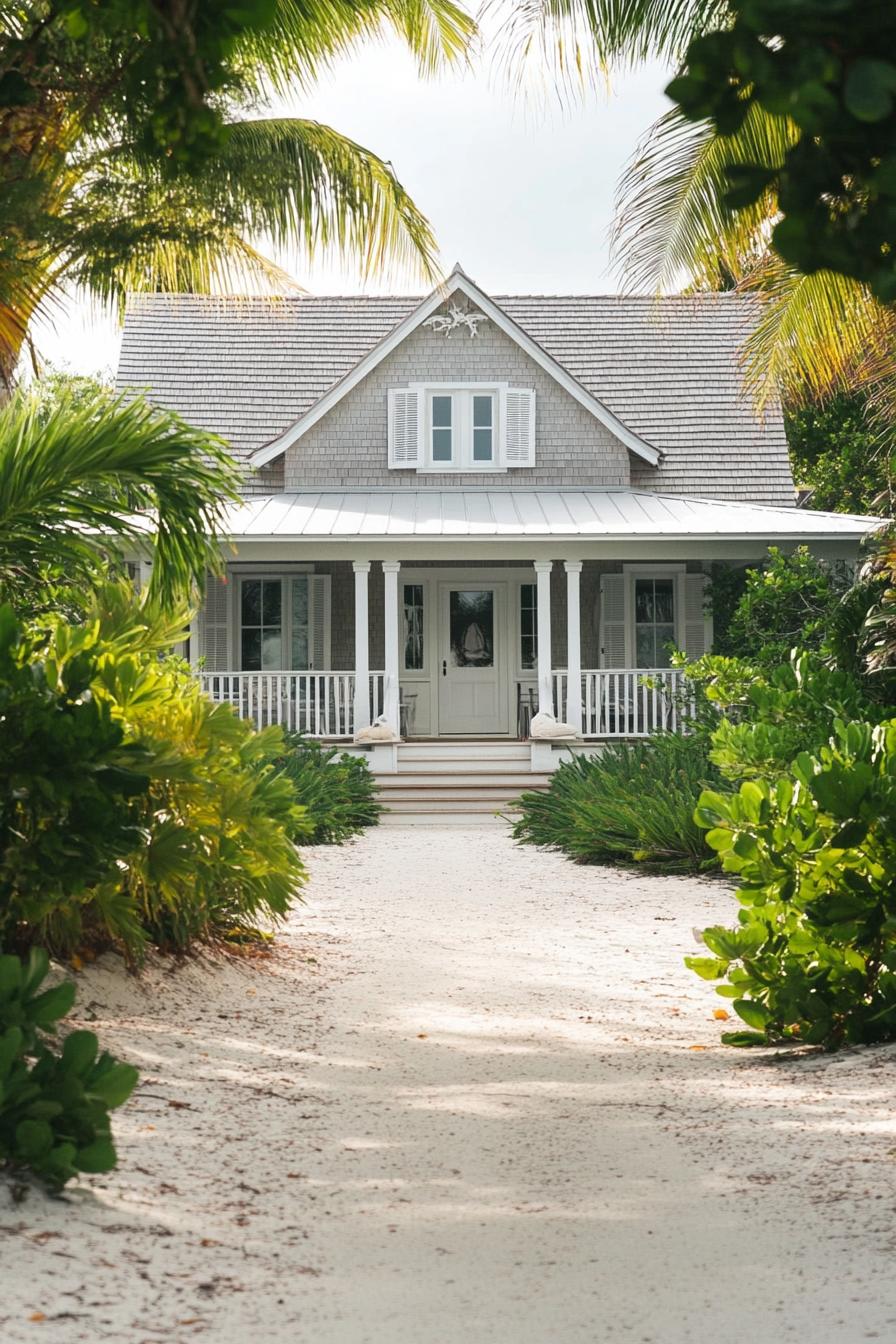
[438,583,508,734]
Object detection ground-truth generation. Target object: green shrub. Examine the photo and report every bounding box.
[512,733,722,872]
[0,949,138,1189]
[0,591,306,962]
[274,735,381,844]
[710,547,849,666]
[692,719,896,1051]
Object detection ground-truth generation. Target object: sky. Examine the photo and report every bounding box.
[32,37,671,377]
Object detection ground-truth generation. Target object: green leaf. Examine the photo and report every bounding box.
[15,1118,54,1161]
[22,947,50,996]
[76,1138,117,1174]
[844,59,896,122]
[0,955,23,999]
[29,981,77,1028]
[733,999,771,1030]
[61,1030,99,1075]
[685,955,729,981]
[721,1030,768,1047]
[89,1062,139,1108]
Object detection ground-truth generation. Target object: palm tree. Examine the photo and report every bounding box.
[0,0,475,386]
[0,387,241,607]
[504,0,895,413]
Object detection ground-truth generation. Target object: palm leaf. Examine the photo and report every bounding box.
[612,103,795,291]
[0,390,240,605]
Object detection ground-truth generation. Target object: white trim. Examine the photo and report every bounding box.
[247,268,661,469]
[622,564,685,667]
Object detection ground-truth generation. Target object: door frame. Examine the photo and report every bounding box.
[398,566,537,737]
[437,580,508,736]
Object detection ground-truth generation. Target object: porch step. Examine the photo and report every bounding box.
[398,741,529,760]
[395,755,536,774]
[378,786,547,804]
[377,772,549,791]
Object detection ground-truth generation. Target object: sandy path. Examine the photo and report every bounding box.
[2,826,895,1343]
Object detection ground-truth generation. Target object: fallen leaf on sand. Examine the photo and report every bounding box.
[688,1044,708,1051]
[713,1009,730,1021]
[29,1313,46,1322]
[417,1033,428,1039]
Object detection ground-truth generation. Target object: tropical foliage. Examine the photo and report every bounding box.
[275,736,382,844]
[692,716,896,1052]
[786,392,896,516]
[0,0,474,383]
[0,387,240,608]
[0,590,306,963]
[666,0,896,303]
[0,947,137,1189]
[512,732,721,872]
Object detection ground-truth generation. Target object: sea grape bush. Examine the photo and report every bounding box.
[0,949,138,1189]
[690,718,896,1050]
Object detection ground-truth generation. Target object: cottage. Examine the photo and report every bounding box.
[117,266,880,779]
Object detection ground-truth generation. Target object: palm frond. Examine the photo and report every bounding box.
[737,262,896,412]
[60,117,440,308]
[490,0,730,93]
[612,103,795,291]
[239,0,475,93]
[0,390,240,605]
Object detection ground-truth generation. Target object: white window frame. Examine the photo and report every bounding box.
[415,381,506,473]
[229,566,327,672]
[621,564,686,668]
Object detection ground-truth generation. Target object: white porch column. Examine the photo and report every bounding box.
[534,560,553,714]
[382,561,401,732]
[564,561,583,733]
[352,561,371,732]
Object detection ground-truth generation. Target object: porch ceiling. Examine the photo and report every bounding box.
[221,490,884,544]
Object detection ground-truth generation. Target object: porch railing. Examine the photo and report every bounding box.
[552,668,695,738]
[198,671,385,738]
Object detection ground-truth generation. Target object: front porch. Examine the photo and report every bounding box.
[194,552,707,768]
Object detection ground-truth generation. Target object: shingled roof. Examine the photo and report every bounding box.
[116,289,795,506]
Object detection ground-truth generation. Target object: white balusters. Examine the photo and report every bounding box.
[197,670,386,739]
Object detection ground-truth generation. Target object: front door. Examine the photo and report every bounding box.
[438,583,507,734]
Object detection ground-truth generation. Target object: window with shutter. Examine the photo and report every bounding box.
[387,388,422,467]
[683,574,711,659]
[200,572,231,671]
[599,574,627,668]
[503,388,536,467]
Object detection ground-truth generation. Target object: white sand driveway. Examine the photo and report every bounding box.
[3,827,895,1342]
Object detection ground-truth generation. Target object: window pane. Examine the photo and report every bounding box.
[432,395,452,427]
[654,580,674,623]
[473,427,493,462]
[635,628,655,668]
[262,579,282,625]
[450,590,494,668]
[262,630,283,669]
[241,579,261,625]
[432,428,452,462]
[473,395,493,427]
[241,626,261,670]
[634,579,653,623]
[519,583,538,670]
[403,583,424,670]
[655,625,676,667]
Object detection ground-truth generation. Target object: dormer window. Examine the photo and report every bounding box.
[388,382,535,472]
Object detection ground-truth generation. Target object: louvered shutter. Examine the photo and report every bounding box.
[599,574,627,668]
[682,573,710,659]
[309,574,331,670]
[503,388,536,467]
[200,572,231,671]
[387,388,422,467]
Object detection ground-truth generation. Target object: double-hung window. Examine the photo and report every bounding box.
[633,578,676,668]
[237,574,329,671]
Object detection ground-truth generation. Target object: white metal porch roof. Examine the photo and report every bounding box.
[221,490,883,542]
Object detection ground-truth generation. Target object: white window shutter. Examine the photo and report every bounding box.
[599,574,627,668]
[683,573,710,659]
[503,388,536,467]
[200,571,231,672]
[388,388,422,468]
[309,574,331,670]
